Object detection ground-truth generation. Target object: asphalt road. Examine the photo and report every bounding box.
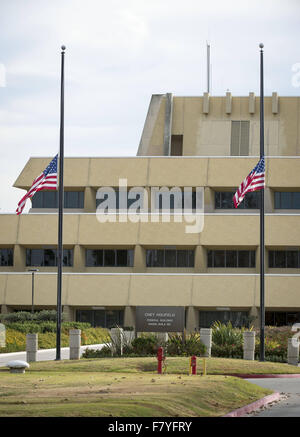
[0,343,105,367]
[246,377,300,417]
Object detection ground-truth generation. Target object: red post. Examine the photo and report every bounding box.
[191,355,197,375]
[157,347,164,374]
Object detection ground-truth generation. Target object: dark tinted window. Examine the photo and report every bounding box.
[199,311,250,328]
[146,249,195,267]
[269,250,300,268]
[215,191,259,209]
[96,189,143,210]
[0,248,13,266]
[31,191,84,208]
[76,310,124,328]
[156,191,197,211]
[86,249,134,267]
[207,250,256,268]
[265,311,300,326]
[26,249,73,266]
[274,192,300,209]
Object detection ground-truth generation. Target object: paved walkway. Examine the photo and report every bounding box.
[0,343,105,367]
[246,377,300,417]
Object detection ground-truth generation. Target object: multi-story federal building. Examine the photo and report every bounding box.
[1,91,300,330]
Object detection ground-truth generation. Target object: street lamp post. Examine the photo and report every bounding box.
[28,269,39,314]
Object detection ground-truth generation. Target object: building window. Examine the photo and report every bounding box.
[96,189,143,210]
[215,191,259,209]
[207,250,256,268]
[274,192,300,209]
[199,311,250,328]
[0,248,13,266]
[86,249,134,267]
[269,250,300,268]
[26,249,73,267]
[265,311,300,327]
[146,249,194,268]
[170,135,183,156]
[230,121,250,156]
[76,309,124,328]
[31,191,84,209]
[156,191,197,211]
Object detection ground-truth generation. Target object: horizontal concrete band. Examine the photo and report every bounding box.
[1,273,300,307]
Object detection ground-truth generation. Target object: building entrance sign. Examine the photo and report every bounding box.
[135,306,184,332]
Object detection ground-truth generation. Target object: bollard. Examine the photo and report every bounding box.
[156,332,168,346]
[110,327,124,356]
[288,338,299,366]
[243,331,255,360]
[69,329,81,360]
[190,355,197,375]
[200,328,212,357]
[26,333,38,362]
[157,347,164,374]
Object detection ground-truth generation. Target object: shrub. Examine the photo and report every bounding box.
[0,325,109,353]
[211,343,243,359]
[130,335,159,355]
[212,321,250,346]
[0,310,63,324]
[167,333,207,357]
[82,346,112,358]
[2,321,93,334]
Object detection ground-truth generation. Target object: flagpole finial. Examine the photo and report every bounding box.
[259,43,264,49]
[61,45,66,52]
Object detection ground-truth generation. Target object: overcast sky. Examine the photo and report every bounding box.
[0,0,299,212]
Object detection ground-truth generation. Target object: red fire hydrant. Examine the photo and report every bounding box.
[190,355,197,375]
[157,347,164,374]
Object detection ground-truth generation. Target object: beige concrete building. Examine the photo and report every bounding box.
[1,92,300,330]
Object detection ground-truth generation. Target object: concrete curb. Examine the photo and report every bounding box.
[224,373,300,379]
[223,392,281,417]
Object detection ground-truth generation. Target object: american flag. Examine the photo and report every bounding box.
[233,156,265,208]
[16,155,58,215]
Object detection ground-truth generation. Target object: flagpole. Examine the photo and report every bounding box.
[56,45,65,361]
[259,43,265,361]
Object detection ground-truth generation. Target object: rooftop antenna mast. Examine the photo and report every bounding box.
[206,41,211,94]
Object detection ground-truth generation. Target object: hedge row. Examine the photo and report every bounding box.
[0,327,110,353]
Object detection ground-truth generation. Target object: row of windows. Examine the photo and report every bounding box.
[30,189,300,210]
[76,309,300,329]
[199,311,300,328]
[4,248,300,269]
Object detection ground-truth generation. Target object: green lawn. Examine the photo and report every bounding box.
[0,356,295,417]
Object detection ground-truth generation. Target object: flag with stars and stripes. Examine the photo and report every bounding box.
[16,155,58,215]
[233,156,265,208]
